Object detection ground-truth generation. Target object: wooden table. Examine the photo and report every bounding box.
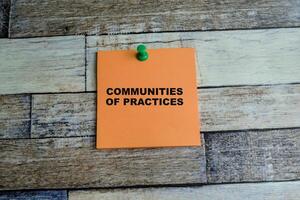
[0,0,300,199]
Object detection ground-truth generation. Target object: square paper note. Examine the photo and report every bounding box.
[97,48,200,149]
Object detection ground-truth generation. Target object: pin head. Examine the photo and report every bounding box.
[136,44,148,61]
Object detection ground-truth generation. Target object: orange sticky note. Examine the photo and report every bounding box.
[97,48,201,149]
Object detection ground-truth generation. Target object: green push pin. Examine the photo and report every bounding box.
[136,44,149,61]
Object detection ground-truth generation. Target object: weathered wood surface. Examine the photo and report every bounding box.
[1,29,299,94]
[0,95,30,139]
[200,84,300,132]
[9,0,300,37]
[1,128,300,190]
[0,136,206,190]
[0,190,67,200]
[0,36,85,94]
[29,84,300,138]
[87,28,300,91]
[0,0,9,37]
[205,128,300,183]
[31,93,95,138]
[2,0,300,196]
[70,181,300,200]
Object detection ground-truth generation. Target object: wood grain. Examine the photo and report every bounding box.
[0,95,30,139]
[205,128,300,183]
[87,28,300,91]
[0,136,206,190]
[69,181,300,200]
[0,0,9,37]
[30,84,300,138]
[9,0,300,37]
[31,93,95,138]
[200,84,300,132]
[0,190,67,200]
[0,36,85,94]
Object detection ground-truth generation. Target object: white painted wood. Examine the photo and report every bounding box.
[0,36,85,94]
[87,28,300,91]
[69,181,300,200]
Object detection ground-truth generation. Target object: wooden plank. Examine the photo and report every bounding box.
[0,36,85,94]
[205,128,300,183]
[0,95,30,139]
[0,190,67,200]
[31,93,95,138]
[9,0,300,37]
[0,0,9,37]
[0,136,206,190]
[31,84,300,138]
[87,28,300,91]
[200,84,300,132]
[69,181,300,200]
